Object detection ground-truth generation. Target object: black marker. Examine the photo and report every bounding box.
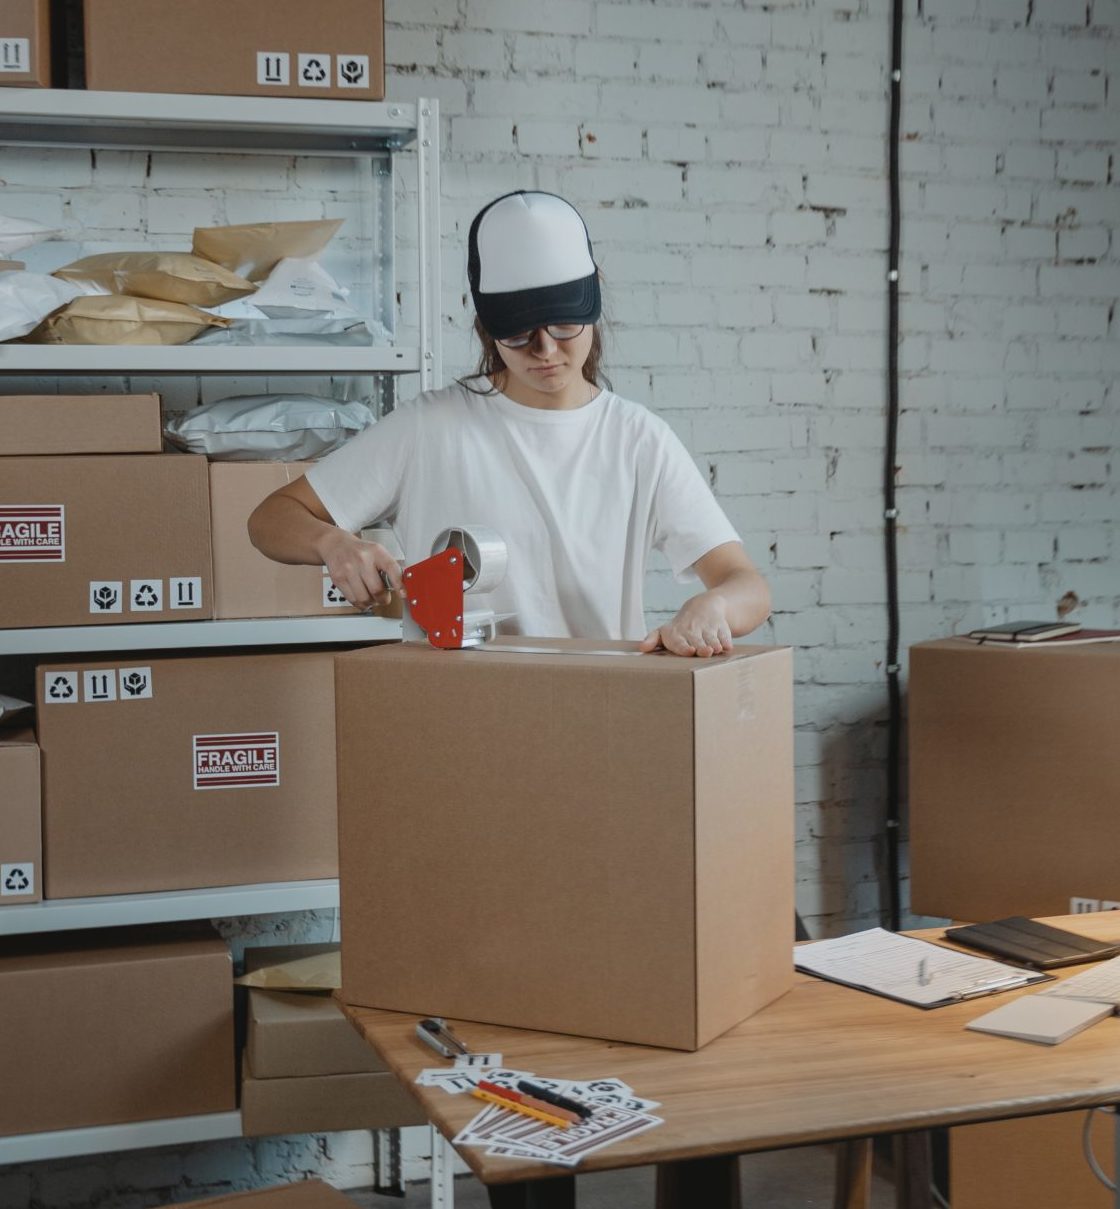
[516,1079,592,1120]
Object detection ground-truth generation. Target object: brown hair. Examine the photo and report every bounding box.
[459,317,610,396]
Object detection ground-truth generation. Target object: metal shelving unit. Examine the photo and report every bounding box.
[0,89,442,1165]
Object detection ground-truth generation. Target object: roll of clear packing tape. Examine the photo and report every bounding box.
[430,525,508,595]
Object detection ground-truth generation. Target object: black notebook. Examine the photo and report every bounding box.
[945,917,1120,970]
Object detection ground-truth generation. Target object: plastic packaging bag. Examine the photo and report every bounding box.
[252,256,356,318]
[0,214,61,256]
[0,271,83,342]
[163,394,374,460]
[54,251,257,307]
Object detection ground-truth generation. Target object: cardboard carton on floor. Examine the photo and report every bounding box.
[37,649,341,898]
[243,942,385,1077]
[84,0,384,99]
[209,462,400,621]
[909,638,1120,921]
[0,924,234,1136]
[178,1185,360,1209]
[0,453,213,628]
[0,727,41,906]
[0,394,163,456]
[0,0,51,87]
[336,638,795,1051]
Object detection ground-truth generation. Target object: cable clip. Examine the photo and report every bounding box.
[884,507,899,520]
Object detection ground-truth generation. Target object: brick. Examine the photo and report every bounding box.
[440,30,508,73]
[452,117,514,155]
[646,126,707,164]
[516,121,580,157]
[465,0,591,34]
[581,123,644,161]
[597,3,717,43]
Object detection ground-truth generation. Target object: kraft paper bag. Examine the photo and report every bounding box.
[235,949,341,993]
[26,294,231,345]
[55,251,257,307]
[193,219,344,283]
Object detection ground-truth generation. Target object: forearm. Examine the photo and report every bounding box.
[247,495,346,567]
[700,568,771,636]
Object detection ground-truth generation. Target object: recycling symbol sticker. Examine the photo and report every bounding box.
[130,578,163,611]
[46,671,78,702]
[323,579,348,607]
[1,864,34,897]
[298,53,330,86]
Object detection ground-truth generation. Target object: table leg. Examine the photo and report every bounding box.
[655,1155,742,1209]
[485,1177,576,1208]
[833,1139,872,1209]
[1114,1107,1120,1209]
[891,1132,933,1209]
[430,1124,455,1209]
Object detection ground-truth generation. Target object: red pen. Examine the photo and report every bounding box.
[478,1081,581,1125]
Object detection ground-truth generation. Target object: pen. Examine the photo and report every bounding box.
[516,1079,593,1120]
[471,1088,571,1129]
[477,1081,582,1125]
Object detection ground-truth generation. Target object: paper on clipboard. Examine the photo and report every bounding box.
[794,927,1051,1008]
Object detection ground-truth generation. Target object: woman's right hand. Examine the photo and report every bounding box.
[316,528,402,610]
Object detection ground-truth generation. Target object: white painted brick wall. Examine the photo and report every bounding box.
[3,0,1117,1202]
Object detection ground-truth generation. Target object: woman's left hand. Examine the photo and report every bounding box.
[639,594,735,658]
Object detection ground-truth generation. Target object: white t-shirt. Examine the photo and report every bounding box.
[305,381,740,640]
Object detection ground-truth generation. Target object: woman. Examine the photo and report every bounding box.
[249,189,769,655]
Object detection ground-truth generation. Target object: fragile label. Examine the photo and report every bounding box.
[0,39,30,73]
[0,505,64,562]
[194,732,280,790]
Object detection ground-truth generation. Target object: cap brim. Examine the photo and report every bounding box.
[475,273,601,340]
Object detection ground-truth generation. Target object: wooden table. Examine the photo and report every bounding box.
[339,913,1120,1205]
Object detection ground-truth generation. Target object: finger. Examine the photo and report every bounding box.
[638,629,664,653]
[716,623,734,652]
[661,631,696,657]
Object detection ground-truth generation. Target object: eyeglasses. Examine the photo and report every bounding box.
[495,324,586,349]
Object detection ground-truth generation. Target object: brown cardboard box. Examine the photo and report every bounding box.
[211,463,357,621]
[0,395,163,456]
[240,1055,425,1136]
[336,638,795,1051]
[909,639,1120,920]
[178,1184,360,1209]
[37,649,341,898]
[0,0,50,87]
[84,0,384,99]
[0,453,213,628]
[245,943,384,1077]
[952,1111,1113,1209]
[0,727,41,906]
[0,924,234,1136]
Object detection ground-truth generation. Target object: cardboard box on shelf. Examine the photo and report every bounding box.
[909,639,1120,921]
[37,649,342,898]
[0,394,163,456]
[0,453,213,629]
[335,638,795,1051]
[0,0,51,87]
[178,1184,361,1209]
[209,462,399,622]
[0,728,41,906]
[244,943,385,1078]
[0,924,234,1136]
[240,1054,424,1137]
[84,0,385,99]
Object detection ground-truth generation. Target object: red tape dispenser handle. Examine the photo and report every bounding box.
[402,548,467,649]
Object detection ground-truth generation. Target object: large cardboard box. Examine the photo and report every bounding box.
[909,639,1120,920]
[245,943,384,1078]
[37,649,341,898]
[0,924,234,1136]
[241,1055,425,1136]
[0,0,50,87]
[84,0,384,99]
[210,463,397,622]
[0,728,41,906]
[0,453,213,628]
[0,394,163,456]
[952,1111,1113,1209]
[178,1185,360,1209]
[336,639,795,1051]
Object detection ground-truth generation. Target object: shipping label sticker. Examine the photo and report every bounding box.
[130,578,163,611]
[43,671,78,703]
[298,53,331,87]
[169,576,203,610]
[118,666,153,700]
[337,54,369,88]
[0,39,30,73]
[322,577,349,607]
[0,504,64,563]
[83,669,117,703]
[257,51,290,86]
[89,580,123,614]
[1,863,34,897]
[193,732,280,791]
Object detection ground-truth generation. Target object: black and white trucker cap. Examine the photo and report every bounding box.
[467,191,602,340]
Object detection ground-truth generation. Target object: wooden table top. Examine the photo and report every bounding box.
[338,912,1120,1185]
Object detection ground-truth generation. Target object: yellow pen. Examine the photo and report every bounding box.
[470,1087,571,1129]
